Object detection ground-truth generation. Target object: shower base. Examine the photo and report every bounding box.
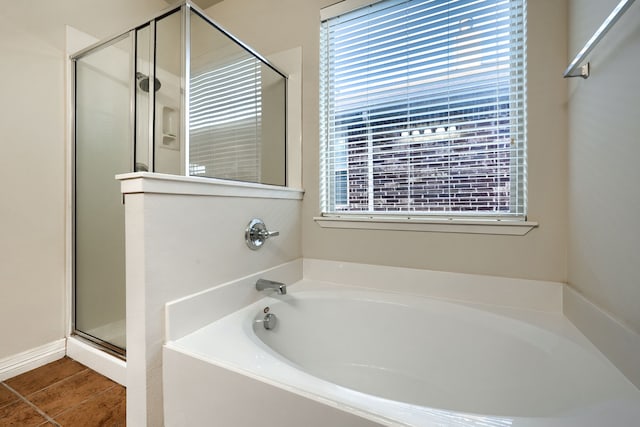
[66,336,126,386]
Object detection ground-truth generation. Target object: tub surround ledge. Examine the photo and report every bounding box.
[165,259,303,341]
[303,258,562,313]
[563,284,640,390]
[165,258,565,346]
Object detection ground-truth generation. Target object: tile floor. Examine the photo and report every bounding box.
[0,357,125,426]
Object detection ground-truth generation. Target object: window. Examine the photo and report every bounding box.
[320,0,527,219]
[334,138,349,206]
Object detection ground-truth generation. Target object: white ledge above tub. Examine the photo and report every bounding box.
[314,215,538,236]
[117,172,304,200]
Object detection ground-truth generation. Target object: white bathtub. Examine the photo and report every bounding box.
[163,281,640,426]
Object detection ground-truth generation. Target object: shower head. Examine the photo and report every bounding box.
[136,72,161,93]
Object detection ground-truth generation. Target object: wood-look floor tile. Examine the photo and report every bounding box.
[54,385,125,427]
[27,369,116,418]
[0,384,19,409]
[0,400,48,426]
[5,358,87,396]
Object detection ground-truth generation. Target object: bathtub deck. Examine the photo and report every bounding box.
[164,279,640,427]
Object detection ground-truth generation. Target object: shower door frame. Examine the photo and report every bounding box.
[69,0,288,359]
[70,29,136,359]
[69,4,180,359]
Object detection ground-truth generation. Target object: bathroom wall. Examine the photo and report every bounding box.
[120,175,302,426]
[0,12,66,361]
[567,0,640,336]
[0,0,170,366]
[208,0,569,283]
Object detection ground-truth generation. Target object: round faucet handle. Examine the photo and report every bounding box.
[245,219,279,250]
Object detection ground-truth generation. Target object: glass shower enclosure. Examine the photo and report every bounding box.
[71,1,287,357]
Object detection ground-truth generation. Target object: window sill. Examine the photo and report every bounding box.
[313,215,538,236]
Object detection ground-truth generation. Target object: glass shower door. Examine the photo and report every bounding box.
[74,34,132,354]
[70,4,287,357]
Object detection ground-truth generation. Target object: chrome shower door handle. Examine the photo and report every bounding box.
[245,218,279,250]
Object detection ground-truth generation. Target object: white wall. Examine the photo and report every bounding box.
[0,13,66,360]
[120,175,302,426]
[208,0,569,283]
[0,0,171,364]
[567,0,640,335]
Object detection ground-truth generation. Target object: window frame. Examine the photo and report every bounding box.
[318,0,536,234]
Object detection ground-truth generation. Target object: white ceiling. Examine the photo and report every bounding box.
[0,0,172,51]
[164,0,223,9]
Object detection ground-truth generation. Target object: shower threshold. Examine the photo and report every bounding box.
[66,336,127,386]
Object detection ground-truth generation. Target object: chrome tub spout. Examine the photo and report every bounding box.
[256,278,287,295]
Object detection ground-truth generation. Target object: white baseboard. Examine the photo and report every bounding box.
[0,339,66,381]
[564,285,640,390]
[66,336,126,386]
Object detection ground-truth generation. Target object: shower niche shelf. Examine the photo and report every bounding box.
[161,106,179,151]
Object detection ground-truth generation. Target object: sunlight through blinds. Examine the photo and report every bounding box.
[190,56,262,182]
[320,0,527,218]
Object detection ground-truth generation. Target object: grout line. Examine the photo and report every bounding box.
[0,382,20,411]
[28,367,90,396]
[52,383,121,420]
[25,367,114,421]
[44,375,124,423]
[7,365,92,410]
[1,381,61,426]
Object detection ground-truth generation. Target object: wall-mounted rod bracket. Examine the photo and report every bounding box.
[563,0,636,79]
[565,63,590,79]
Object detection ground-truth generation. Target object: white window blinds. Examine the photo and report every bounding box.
[320,0,527,218]
[189,55,262,182]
